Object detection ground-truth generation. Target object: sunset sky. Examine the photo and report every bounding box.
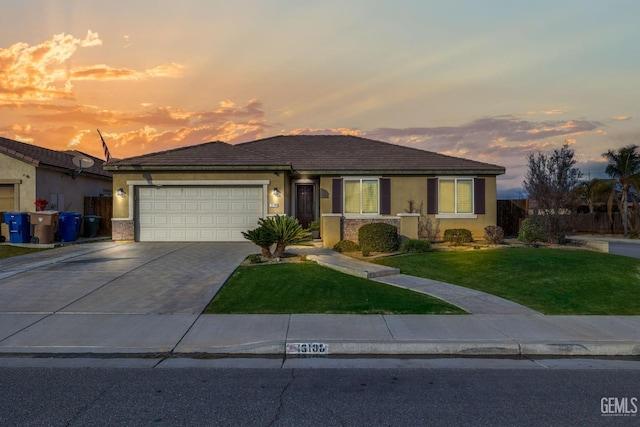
[2,0,638,196]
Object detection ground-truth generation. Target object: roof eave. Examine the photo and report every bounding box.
[292,168,506,176]
[104,164,291,172]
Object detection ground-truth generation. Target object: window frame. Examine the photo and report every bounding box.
[435,177,478,219]
[343,177,380,216]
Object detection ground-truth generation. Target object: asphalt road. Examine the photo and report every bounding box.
[2,362,640,426]
[609,242,640,259]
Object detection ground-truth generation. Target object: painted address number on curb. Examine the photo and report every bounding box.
[286,342,329,355]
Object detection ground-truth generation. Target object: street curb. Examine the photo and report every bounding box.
[2,340,640,358]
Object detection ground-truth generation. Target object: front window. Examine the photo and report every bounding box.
[345,179,379,214]
[439,178,473,214]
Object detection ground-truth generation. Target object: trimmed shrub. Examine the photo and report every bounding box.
[484,225,504,245]
[247,254,263,264]
[443,229,473,245]
[518,217,547,244]
[400,239,432,253]
[358,223,399,253]
[629,229,640,240]
[333,240,360,253]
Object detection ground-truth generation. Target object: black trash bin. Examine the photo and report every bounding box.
[84,215,101,238]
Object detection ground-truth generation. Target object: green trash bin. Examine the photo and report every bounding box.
[84,215,101,238]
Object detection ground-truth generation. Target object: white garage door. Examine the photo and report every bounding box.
[137,186,263,242]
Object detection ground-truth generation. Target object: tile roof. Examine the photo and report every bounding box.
[0,137,111,178]
[238,135,505,174]
[108,141,287,169]
[108,135,505,175]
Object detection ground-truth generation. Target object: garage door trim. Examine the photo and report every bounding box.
[128,180,270,242]
[122,180,270,221]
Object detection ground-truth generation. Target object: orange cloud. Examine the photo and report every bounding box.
[611,116,632,121]
[526,109,566,115]
[285,127,363,136]
[2,98,271,159]
[0,31,101,101]
[0,31,182,102]
[71,63,183,80]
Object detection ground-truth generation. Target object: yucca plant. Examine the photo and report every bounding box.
[242,216,311,260]
[242,223,275,260]
[268,215,312,258]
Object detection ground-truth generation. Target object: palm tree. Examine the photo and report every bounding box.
[575,178,612,213]
[602,145,640,236]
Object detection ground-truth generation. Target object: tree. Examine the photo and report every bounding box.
[523,143,582,243]
[575,178,612,213]
[602,145,640,237]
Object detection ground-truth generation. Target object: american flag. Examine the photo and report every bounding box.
[97,129,112,163]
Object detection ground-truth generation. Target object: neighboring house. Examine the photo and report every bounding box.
[105,135,505,247]
[0,137,112,236]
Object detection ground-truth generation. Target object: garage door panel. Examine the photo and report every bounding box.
[138,186,263,242]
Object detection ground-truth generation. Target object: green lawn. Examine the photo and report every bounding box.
[373,247,640,315]
[0,245,48,260]
[205,262,465,314]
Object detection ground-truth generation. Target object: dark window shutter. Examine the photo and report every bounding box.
[380,178,391,215]
[474,178,486,214]
[427,178,438,214]
[332,178,343,213]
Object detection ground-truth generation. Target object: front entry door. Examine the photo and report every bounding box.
[296,184,314,229]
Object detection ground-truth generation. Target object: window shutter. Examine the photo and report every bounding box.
[380,178,391,215]
[427,178,438,214]
[332,178,343,213]
[474,178,486,214]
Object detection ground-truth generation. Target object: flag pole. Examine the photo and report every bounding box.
[97,129,112,163]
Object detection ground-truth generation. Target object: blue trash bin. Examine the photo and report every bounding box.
[59,212,81,242]
[4,212,31,243]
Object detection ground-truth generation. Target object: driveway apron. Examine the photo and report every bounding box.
[0,242,254,315]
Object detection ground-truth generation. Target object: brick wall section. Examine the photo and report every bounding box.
[343,218,400,243]
[111,219,135,241]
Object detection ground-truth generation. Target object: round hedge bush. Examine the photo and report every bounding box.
[358,222,399,252]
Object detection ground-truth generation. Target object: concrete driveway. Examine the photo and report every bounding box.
[0,242,254,315]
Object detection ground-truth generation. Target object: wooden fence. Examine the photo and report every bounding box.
[574,212,624,234]
[83,196,112,237]
[499,198,630,235]
[497,199,528,236]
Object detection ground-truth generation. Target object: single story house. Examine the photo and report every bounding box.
[0,137,112,236]
[105,135,505,247]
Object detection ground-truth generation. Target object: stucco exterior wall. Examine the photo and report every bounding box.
[319,174,499,244]
[0,154,36,211]
[110,171,499,244]
[36,169,111,214]
[428,175,498,240]
[111,170,284,219]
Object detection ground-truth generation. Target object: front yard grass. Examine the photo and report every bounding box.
[205,262,465,314]
[0,245,48,260]
[373,247,640,315]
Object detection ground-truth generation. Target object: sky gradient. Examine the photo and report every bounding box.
[2,0,639,197]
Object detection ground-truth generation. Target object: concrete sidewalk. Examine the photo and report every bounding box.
[2,313,639,357]
[0,241,639,359]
